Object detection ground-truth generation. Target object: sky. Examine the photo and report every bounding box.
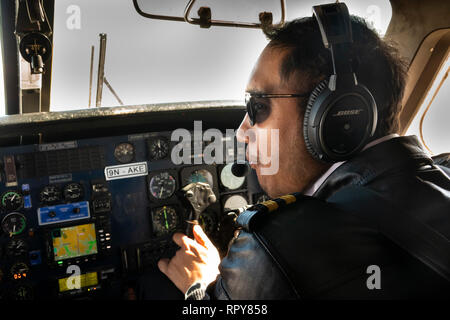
[0,0,447,153]
[406,57,450,155]
[49,0,393,110]
[0,51,3,116]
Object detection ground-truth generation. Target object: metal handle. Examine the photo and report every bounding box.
[133,0,286,30]
[183,0,286,29]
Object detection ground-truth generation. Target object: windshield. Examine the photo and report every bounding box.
[49,0,392,112]
[406,54,450,155]
[0,46,4,116]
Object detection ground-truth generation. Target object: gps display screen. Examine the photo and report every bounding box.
[58,272,99,293]
[52,223,98,261]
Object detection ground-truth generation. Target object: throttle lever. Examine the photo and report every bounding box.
[181,182,216,238]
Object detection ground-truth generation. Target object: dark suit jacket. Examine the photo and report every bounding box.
[212,135,450,299]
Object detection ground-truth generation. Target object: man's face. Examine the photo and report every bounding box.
[236,46,329,198]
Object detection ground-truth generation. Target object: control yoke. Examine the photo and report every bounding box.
[182,182,216,238]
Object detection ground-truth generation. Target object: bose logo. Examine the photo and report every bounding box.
[332,109,363,117]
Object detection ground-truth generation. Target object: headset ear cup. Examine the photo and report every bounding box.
[303,79,329,161]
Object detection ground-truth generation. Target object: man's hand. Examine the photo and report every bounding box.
[157,225,220,294]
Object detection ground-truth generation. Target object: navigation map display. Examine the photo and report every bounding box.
[52,223,98,261]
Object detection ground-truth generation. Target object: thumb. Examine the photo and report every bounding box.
[193,224,213,249]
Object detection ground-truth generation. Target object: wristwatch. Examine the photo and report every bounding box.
[185,282,207,300]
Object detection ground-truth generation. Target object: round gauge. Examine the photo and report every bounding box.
[220,163,245,190]
[39,185,62,205]
[11,284,33,300]
[114,142,135,163]
[1,213,26,237]
[10,262,29,280]
[223,195,248,211]
[6,239,28,257]
[198,211,217,236]
[63,182,84,202]
[1,191,24,211]
[148,137,169,160]
[188,169,214,188]
[149,172,176,200]
[152,206,178,235]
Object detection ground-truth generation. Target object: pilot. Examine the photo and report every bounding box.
[148,12,450,299]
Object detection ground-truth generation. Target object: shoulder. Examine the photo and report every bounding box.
[217,193,330,299]
[231,192,384,298]
[236,192,353,234]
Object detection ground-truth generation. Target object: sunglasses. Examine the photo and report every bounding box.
[245,92,312,126]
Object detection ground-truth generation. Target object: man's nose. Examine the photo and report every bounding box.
[236,114,251,144]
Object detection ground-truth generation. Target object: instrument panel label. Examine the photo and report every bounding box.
[38,141,78,151]
[38,201,90,226]
[104,162,148,181]
[49,173,73,184]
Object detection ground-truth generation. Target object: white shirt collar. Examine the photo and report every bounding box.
[302,133,400,196]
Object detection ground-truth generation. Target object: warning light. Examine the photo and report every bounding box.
[13,273,26,280]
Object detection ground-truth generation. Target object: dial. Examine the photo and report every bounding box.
[148,137,169,160]
[149,172,176,200]
[1,191,24,211]
[39,185,62,205]
[6,238,28,257]
[92,182,109,194]
[63,182,84,202]
[220,163,245,190]
[188,169,214,188]
[1,213,26,237]
[152,206,178,235]
[10,262,29,280]
[198,211,217,237]
[223,195,248,212]
[11,284,33,300]
[114,142,135,163]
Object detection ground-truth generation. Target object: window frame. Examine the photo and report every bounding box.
[399,28,450,134]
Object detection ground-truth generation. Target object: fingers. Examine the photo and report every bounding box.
[193,225,206,247]
[193,225,214,249]
[157,229,220,295]
[172,232,201,255]
[172,232,185,248]
[172,232,194,248]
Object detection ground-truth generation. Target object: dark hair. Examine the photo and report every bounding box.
[266,16,407,138]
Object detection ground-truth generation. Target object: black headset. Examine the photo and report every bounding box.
[303,3,378,163]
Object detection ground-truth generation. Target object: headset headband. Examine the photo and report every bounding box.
[303,2,378,163]
[313,3,357,90]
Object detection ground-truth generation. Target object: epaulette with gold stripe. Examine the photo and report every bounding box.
[236,192,305,232]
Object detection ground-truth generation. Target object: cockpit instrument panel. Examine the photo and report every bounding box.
[0,128,257,300]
